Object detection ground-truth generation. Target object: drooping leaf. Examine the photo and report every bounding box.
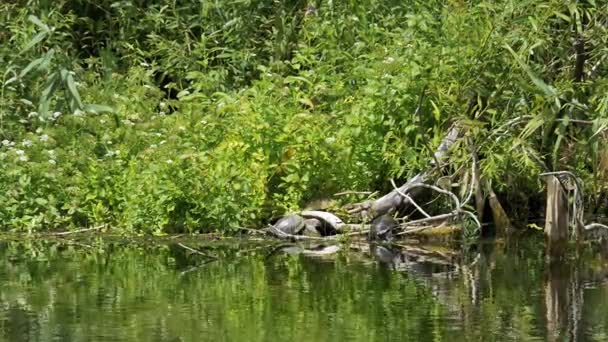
[64,71,84,109]
[505,44,557,98]
[21,31,48,54]
[28,15,50,32]
[84,104,115,114]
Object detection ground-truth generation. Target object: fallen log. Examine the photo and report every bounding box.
[347,126,460,219]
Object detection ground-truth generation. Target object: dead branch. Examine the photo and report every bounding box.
[347,126,460,218]
[177,243,218,259]
[390,178,431,218]
[49,224,106,236]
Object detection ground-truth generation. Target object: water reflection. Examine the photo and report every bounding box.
[0,238,605,341]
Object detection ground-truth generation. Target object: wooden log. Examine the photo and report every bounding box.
[545,176,569,258]
[486,185,512,236]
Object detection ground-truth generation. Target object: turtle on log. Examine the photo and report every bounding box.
[368,214,397,242]
[270,214,305,236]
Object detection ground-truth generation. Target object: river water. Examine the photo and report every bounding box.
[0,238,606,341]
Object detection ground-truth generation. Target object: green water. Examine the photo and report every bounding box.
[0,238,606,342]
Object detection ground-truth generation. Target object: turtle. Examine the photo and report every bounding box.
[369,214,397,242]
[271,214,305,236]
[302,218,322,237]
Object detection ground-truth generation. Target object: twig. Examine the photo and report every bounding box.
[462,140,478,207]
[239,227,271,236]
[334,191,373,196]
[177,243,218,259]
[584,223,608,231]
[50,224,106,236]
[407,183,461,209]
[179,259,217,276]
[390,179,431,218]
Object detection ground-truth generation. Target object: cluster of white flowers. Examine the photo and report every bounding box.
[14,149,28,162]
[324,136,336,144]
[105,149,121,158]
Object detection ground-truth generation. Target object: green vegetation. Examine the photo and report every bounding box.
[1,0,607,234]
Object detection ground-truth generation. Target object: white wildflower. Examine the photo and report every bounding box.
[383,57,395,64]
[159,140,166,145]
[18,155,28,162]
[28,111,38,118]
[178,126,186,131]
[1,140,10,146]
[150,144,157,149]
[35,128,43,134]
[15,149,25,156]
[159,101,167,109]
[100,119,107,125]
[114,150,120,155]
[52,111,62,120]
[47,150,56,157]
[166,159,173,164]
[21,140,32,147]
[122,119,134,126]
[158,111,166,116]
[324,136,336,144]
[40,134,49,142]
[48,159,56,165]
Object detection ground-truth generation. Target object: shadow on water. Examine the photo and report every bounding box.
[0,237,606,341]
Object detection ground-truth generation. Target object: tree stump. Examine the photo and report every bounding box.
[545,176,569,258]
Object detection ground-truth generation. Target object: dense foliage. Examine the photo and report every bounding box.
[1,0,607,233]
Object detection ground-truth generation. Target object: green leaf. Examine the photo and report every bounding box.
[84,104,115,114]
[21,31,48,54]
[504,44,556,97]
[28,15,50,32]
[64,71,83,109]
[38,71,60,115]
[19,57,45,78]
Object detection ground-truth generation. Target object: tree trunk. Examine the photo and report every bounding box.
[545,176,569,258]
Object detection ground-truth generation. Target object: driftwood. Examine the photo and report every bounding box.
[263,126,483,241]
[347,126,460,219]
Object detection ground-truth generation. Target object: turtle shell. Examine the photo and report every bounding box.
[273,215,305,235]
